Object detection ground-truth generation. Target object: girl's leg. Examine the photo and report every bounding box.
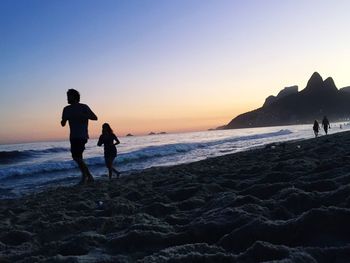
[111,157,120,178]
[105,157,113,180]
[108,165,113,180]
[112,168,120,178]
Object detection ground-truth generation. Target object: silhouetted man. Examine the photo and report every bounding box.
[61,89,98,184]
[322,116,330,135]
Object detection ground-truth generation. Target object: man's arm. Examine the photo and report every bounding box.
[61,119,67,127]
[86,105,98,121]
[61,108,67,127]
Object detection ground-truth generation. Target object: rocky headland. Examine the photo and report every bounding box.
[225,72,350,129]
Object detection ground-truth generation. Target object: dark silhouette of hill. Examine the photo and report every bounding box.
[263,85,298,107]
[224,72,350,129]
[340,86,350,93]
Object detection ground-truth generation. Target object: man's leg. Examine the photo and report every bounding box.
[73,156,88,183]
[73,157,94,183]
[71,139,94,183]
[85,163,94,183]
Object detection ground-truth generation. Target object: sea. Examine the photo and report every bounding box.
[0,123,348,199]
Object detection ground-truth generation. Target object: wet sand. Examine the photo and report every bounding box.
[1,131,350,262]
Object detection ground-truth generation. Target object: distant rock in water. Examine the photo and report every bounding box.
[126,133,134,137]
[224,72,350,129]
[148,132,167,135]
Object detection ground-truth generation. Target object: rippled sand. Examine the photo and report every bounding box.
[1,131,350,262]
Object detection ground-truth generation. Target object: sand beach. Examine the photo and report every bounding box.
[1,131,350,262]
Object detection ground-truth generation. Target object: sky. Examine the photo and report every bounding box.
[1,0,350,144]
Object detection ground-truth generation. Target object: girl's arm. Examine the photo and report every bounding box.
[97,135,103,146]
[114,134,120,145]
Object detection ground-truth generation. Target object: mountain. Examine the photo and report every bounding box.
[224,72,350,129]
[263,85,298,107]
[340,86,350,93]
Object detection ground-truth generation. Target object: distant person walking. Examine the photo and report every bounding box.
[97,123,121,180]
[61,89,98,184]
[322,116,330,135]
[313,120,320,137]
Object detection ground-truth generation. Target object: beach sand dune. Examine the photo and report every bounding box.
[1,132,350,262]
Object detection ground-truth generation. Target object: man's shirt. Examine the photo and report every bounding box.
[62,103,96,139]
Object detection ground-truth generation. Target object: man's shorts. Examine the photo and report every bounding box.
[70,138,87,159]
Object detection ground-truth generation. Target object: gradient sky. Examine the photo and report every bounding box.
[1,0,350,144]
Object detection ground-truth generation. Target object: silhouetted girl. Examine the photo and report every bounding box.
[97,123,120,179]
[313,120,320,137]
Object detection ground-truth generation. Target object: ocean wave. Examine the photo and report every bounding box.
[0,161,78,180]
[207,129,293,147]
[0,144,198,180]
[0,129,293,180]
[0,147,69,164]
[0,151,31,164]
[116,129,293,164]
[33,147,69,154]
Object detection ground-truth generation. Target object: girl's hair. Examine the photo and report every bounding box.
[102,123,113,134]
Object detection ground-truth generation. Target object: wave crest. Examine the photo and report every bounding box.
[0,129,293,180]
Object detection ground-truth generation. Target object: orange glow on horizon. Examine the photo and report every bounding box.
[0,107,247,144]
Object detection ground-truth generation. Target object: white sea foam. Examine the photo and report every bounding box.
[0,123,348,197]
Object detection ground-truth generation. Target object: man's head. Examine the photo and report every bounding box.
[67,89,80,104]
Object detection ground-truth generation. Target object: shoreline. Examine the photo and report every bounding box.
[1,131,350,262]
